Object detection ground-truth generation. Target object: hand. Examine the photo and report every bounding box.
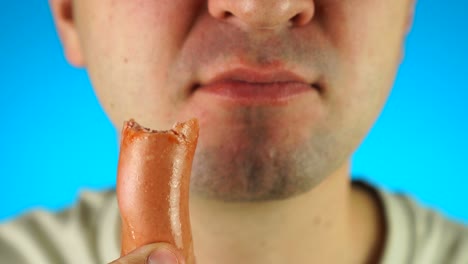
[109,243,187,264]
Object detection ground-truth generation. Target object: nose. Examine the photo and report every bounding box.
[208,0,315,29]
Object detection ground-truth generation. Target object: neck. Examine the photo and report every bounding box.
[189,162,380,264]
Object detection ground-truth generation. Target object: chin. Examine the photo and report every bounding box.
[188,132,343,202]
[178,96,352,201]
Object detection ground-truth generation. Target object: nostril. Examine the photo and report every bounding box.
[290,12,313,27]
[291,14,302,25]
[209,1,315,29]
[222,11,233,19]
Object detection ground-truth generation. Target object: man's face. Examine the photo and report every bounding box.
[59,0,413,201]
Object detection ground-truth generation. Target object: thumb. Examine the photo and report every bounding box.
[109,243,185,264]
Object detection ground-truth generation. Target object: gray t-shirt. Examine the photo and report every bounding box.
[0,184,467,263]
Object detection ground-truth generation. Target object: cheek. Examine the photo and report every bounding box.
[319,1,409,142]
[75,0,199,128]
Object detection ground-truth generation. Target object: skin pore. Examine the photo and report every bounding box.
[50,0,414,263]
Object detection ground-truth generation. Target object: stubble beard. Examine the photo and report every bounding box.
[189,122,349,202]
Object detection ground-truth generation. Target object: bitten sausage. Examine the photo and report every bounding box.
[116,119,199,263]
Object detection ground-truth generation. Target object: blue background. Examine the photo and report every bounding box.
[0,1,467,222]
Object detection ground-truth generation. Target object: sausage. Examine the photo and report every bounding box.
[116,118,199,263]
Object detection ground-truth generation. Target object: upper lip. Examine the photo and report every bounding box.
[200,67,311,86]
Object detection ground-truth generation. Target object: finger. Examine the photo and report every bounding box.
[109,242,185,264]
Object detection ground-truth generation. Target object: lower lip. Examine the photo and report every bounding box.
[195,81,317,105]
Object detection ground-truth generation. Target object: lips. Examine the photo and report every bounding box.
[193,68,320,106]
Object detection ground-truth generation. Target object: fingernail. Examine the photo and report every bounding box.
[147,247,179,264]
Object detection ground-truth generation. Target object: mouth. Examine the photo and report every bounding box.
[191,68,322,106]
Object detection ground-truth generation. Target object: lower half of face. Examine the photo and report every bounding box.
[96,73,392,202]
[76,0,409,201]
[184,89,335,201]
[180,74,391,201]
